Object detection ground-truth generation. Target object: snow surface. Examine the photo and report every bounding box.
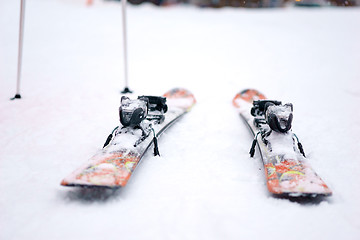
[1,0,360,240]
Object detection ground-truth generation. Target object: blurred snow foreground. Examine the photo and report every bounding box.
[1,0,360,240]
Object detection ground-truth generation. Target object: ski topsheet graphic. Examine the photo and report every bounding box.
[61,88,196,188]
[233,89,332,197]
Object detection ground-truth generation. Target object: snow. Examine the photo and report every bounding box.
[266,131,298,159]
[1,0,360,239]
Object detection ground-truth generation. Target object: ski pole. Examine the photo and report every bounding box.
[11,0,26,100]
[121,0,132,94]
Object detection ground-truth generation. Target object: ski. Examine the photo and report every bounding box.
[61,88,196,188]
[233,89,332,197]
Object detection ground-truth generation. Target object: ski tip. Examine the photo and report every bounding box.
[163,88,196,100]
[233,89,266,108]
[163,88,196,111]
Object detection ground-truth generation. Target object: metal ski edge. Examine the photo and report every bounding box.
[62,183,122,189]
[128,110,188,162]
[271,191,332,199]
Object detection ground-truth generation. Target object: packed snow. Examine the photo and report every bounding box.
[1,0,360,240]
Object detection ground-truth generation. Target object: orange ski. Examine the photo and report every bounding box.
[61,88,196,188]
[233,89,332,197]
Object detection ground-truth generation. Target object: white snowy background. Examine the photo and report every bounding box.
[1,0,360,239]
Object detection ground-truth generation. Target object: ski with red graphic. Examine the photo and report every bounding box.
[233,89,332,198]
[61,88,196,188]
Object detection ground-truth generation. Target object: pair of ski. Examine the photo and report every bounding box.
[61,88,332,198]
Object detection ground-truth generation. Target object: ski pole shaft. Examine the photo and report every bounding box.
[16,0,26,97]
[122,0,129,89]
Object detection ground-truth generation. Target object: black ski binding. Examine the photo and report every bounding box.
[265,102,293,133]
[117,95,164,156]
[138,95,167,124]
[251,100,281,117]
[119,96,148,130]
[249,100,306,158]
[251,100,293,133]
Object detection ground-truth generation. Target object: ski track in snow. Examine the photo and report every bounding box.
[1,0,360,239]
